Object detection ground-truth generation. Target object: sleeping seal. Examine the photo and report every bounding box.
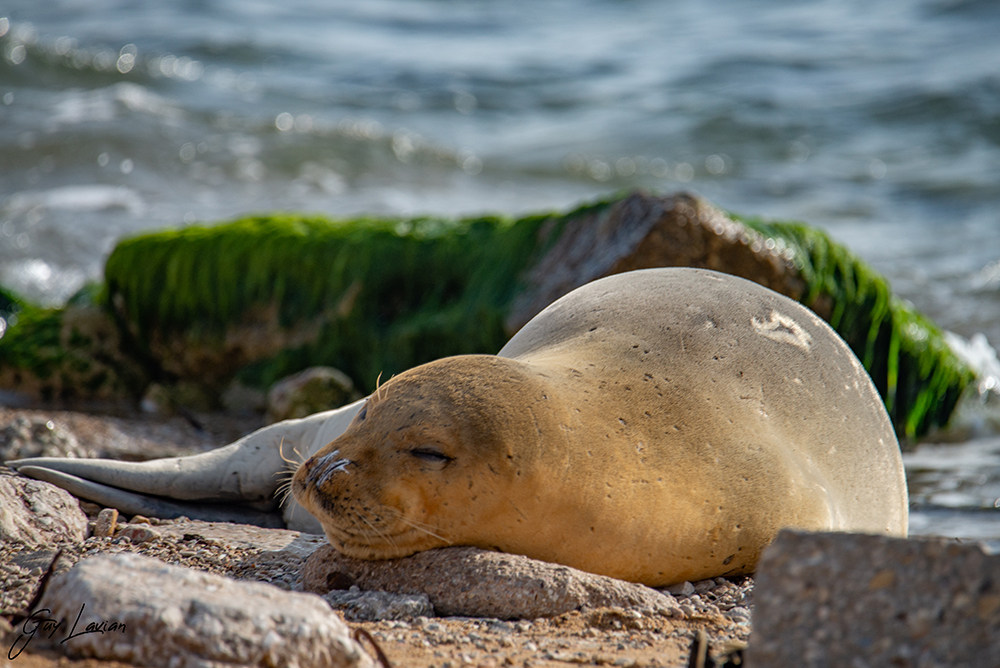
[10,268,907,585]
[292,268,907,585]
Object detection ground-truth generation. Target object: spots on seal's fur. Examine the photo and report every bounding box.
[751,310,813,352]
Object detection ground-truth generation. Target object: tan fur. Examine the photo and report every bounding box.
[292,268,908,586]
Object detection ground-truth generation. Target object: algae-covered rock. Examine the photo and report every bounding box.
[0,289,149,405]
[102,191,809,397]
[266,366,362,423]
[0,191,977,439]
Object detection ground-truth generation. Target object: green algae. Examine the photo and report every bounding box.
[0,303,64,385]
[0,284,147,403]
[734,215,976,440]
[104,209,568,392]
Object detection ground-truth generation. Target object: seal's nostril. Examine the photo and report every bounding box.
[306,450,352,486]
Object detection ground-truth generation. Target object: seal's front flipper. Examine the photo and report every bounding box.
[14,465,287,528]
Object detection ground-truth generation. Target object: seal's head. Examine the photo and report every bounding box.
[291,355,549,560]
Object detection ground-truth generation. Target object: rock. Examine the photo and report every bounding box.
[152,519,328,588]
[504,192,803,332]
[155,519,327,557]
[139,382,173,415]
[221,379,268,415]
[302,545,681,620]
[665,581,695,597]
[748,530,1000,667]
[0,473,88,545]
[0,416,92,460]
[93,507,118,537]
[266,366,361,423]
[0,303,148,404]
[33,552,373,668]
[324,587,435,621]
[118,524,160,543]
[140,381,217,414]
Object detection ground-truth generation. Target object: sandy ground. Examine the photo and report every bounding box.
[1,405,750,668]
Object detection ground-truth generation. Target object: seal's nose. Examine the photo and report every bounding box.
[306,449,353,486]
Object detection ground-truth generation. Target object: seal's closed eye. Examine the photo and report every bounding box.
[409,447,452,465]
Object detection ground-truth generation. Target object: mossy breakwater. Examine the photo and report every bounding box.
[105,210,563,393]
[0,191,976,440]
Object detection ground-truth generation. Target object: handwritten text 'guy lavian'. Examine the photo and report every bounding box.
[8,604,125,660]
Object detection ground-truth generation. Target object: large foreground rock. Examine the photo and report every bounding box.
[32,552,372,668]
[303,544,682,620]
[0,472,88,545]
[748,530,1000,667]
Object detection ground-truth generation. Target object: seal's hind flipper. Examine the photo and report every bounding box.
[14,465,286,528]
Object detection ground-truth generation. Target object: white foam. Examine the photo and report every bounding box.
[0,259,89,307]
[943,331,1000,436]
[3,185,145,214]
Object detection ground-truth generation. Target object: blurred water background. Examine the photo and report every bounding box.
[1,0,999,548]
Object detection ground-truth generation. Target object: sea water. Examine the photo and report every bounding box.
[1,0,999,548]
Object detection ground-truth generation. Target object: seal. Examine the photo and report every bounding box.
[290,268,907,585]
[10,268,908,585]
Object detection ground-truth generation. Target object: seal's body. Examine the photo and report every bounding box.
[292,268,907,586]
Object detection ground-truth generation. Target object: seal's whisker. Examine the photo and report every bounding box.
[374,371,384,402]
[276,478,295,506]
[273,465,296,485]
[277,438,296,465]
[359,513,398,552]
[396,515,453,544]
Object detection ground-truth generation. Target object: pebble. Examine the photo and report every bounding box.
[665,580,695,597]
[93,508,119,537]
[118,525,161,544]
[727,606,751,623]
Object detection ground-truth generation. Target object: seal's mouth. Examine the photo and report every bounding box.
[323,522,452,560]
[291,472,453,559]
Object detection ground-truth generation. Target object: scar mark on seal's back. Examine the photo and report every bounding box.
[752,310,813,352]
